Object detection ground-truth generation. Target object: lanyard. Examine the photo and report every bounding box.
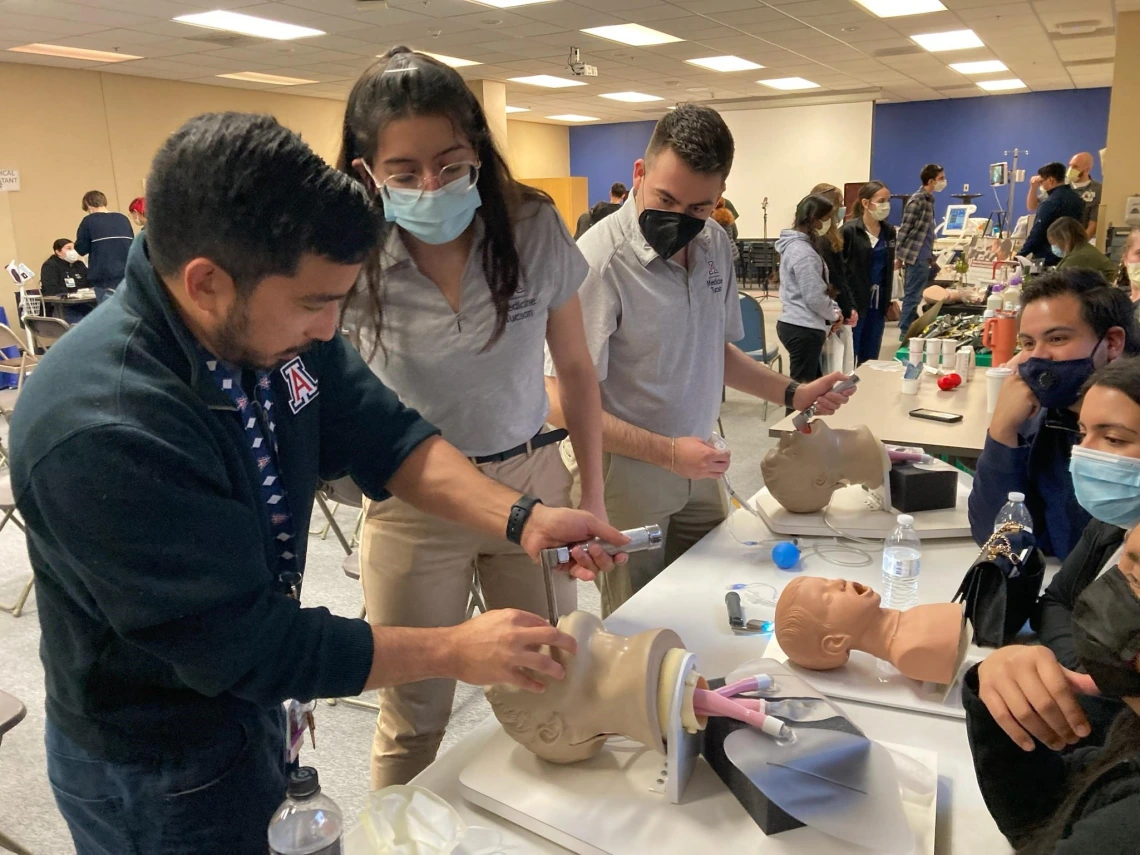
[200,350,299,594]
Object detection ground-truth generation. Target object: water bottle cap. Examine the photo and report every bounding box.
[1008,492,1025,502]
[897,514,914,525]
[287,766,321,799]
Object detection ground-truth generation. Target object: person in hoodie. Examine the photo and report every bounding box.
[776,193,842,397]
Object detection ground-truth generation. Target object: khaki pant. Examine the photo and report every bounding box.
[359,442,575,789]
[561,443,728,618]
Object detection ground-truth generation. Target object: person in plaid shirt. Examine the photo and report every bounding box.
[897,163,946,334]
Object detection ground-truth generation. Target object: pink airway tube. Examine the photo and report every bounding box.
[693,689,787,738]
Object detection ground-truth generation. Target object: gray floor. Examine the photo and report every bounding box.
[0,296,893,853]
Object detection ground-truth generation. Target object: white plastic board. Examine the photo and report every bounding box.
[458,728,936,855]
[762,636,988,720]
[753,470,973,541]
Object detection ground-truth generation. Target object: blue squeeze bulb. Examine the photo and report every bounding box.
[771,541,801,569]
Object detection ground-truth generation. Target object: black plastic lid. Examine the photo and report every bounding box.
[287,766,321,799]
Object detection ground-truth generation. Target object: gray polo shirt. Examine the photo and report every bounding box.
[546,198,744,439]
[1074,179,1102,227]
[354,200,588,457]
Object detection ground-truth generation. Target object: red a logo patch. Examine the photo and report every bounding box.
[280,357,319,414]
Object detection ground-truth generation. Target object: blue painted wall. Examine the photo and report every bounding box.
[569,120,656,205]
[870,88,1111,227]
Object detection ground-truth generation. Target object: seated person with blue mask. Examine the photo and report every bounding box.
[968,270,1140,559]
[971,358,1140,769]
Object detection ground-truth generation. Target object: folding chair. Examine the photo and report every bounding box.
[0,690,31,855]
[24,315,70,353]
[0,451,30,617]
[0,324,37,395]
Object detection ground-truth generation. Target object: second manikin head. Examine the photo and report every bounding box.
[761,422,889,513]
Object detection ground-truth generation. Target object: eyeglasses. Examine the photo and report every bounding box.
[379,161,481,200]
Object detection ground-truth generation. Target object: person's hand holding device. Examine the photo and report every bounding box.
[672,436,731,480]
[448,609,579,692]
[521,505,630,582]
[793,371,858,415]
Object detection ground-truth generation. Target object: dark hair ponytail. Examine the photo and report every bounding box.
[1021,709,1140,854]
[337,46,546,358]
[793,194,834,230]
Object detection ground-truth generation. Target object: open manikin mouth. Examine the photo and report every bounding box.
[841,580,874,598]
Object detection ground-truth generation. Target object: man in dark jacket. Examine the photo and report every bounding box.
[968,270,1139,558]
[74,189,133,303]
[574,182,628,239]
[39,238,91,323]
[1019,162,1087,266]
[12,112,622,855]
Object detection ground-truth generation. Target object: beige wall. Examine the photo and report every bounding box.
[1103,11,1140,237]
[507,120,570,180]
[0,63,346,326]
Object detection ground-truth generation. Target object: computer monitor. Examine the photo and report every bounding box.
[989,162,1009,187]
[941,204,976,236]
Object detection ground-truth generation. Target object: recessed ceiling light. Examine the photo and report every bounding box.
[174,10,324,40]
[977,77,1026,91]
[505,106,530,113]
[547,114,599,122]
[599,91,663,102]
[467,0,556,6]
[509,75,587,88]
[580,24,682,46]
[7,43,142,62]
[217,71,318,86]
[949,59,1008,74]
[758,77,820,90]
[420,52,481,68]
[852,0,946,18]
[686,56,763,73]
[911,29,984,52]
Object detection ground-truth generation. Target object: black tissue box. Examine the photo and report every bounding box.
[889,461,957,513]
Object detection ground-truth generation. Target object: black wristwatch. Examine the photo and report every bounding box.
[784,381,800,410]
[506,495,543,545]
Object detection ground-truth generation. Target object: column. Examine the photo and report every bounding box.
[466,79,509,158]
[1102,11,1140,237]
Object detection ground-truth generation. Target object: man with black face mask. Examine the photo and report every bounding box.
[544,105,854,616]
[968,270,1140,559]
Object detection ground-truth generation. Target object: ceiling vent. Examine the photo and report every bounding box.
[872,45,927,58]
[183,32,263,48]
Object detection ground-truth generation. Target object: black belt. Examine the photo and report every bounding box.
[469,429,568,465]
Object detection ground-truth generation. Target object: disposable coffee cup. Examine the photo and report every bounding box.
[907,337,926,364]
[901,375,920,395]
[986,366,1014,413]
[941,339,958,368]
[923,338,941,365]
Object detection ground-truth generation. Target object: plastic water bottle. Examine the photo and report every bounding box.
[881,514,921,611]
[268,767,343,855]
[995,491,1033,533]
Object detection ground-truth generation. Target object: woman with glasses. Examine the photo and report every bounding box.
[338,46,606,789]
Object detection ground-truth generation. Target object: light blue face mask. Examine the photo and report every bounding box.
[1069,445,1140,528]
[383,183,482,245]
[1051,244,1067,259]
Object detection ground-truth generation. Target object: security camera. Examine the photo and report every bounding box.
[567,47,598,77]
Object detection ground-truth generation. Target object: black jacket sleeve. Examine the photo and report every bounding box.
[316,333,440,502]
[18,423,376,706]
[39,258,63,297]
[818,239,854,319]
[1020,196,1056,259]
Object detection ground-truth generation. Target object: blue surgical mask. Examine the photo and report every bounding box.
[1051,244,1066,259]
[383,183,482,245]
[1017,338,1103,409]
[1070,445,1140,528]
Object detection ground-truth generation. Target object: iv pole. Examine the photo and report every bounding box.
[1003,147,1028,238]
[760,196,769,299]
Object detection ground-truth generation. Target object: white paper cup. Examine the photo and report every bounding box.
[941,339,958,367]
[901,376,920,395]
[908,337,926,364]
[923,338,941,364]
[954,349,970,379]
[986,366,1014,413]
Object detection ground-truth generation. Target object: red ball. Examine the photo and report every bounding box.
[937,375,954,391]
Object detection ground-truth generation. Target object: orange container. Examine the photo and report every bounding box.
[983,314,1018,367]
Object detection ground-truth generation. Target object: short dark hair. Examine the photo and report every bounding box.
[53,238,72,253]
[645,104,734,178]
[1046,216,1089,252]
[794,193,835,230]
[920,164,943,185]
[1022,268,1140,354]
[1038,162,1067,183]
[1083,356,1140,403]
[148,112,380,293]
[82,190,107,210]
[610,182,627,199]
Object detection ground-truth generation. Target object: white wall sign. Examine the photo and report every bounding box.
[0,170,19,192]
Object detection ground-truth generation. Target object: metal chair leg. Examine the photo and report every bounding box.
[315,493,353,557]
[0,510,30,617]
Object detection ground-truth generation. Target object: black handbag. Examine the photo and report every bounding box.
[953,523,1045,648]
